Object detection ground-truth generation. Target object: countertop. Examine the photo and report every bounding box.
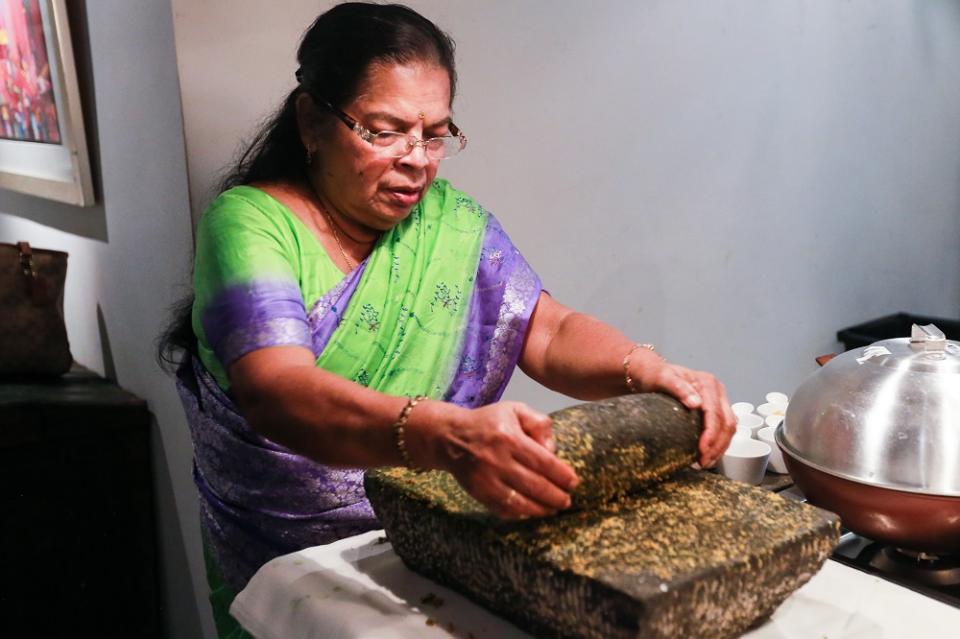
[231,529,960,639]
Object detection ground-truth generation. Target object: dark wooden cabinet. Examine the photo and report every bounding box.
[0,366,161,638]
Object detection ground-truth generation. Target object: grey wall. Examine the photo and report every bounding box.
[0,1,208,638]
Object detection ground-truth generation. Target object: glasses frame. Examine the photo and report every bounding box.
[314,95,467,160]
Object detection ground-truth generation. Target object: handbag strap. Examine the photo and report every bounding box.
[17,241,49,305]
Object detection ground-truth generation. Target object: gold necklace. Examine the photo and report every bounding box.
[306,179,379,270]
[318,205,356,271]
[323,205,373,244]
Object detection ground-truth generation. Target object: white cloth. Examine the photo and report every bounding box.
[230,530,533,639]
[232,530,960,639]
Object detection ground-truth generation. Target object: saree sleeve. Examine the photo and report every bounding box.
[192,188,312,389]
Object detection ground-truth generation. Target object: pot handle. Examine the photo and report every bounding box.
[815,354,837,367]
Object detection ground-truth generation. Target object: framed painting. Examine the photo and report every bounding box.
[0,0,94,206]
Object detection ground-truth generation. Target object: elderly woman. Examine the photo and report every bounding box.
[164,2,736,636]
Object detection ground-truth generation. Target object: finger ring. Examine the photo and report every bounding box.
[505,488,517,506]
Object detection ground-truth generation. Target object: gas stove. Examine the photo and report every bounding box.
[776,483,960,609]
[831,531,960,609]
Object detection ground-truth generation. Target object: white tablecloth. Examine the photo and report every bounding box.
[231,530,960,639]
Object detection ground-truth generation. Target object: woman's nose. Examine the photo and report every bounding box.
[398,140,431,169]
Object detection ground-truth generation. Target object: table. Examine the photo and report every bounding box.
[0,366,161,638]
[232,529,960,639]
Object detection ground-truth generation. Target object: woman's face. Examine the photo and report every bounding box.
[310,62,453,231]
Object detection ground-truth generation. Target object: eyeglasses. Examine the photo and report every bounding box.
[316,97,467,160]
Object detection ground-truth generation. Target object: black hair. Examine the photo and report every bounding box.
[158,2,457,371]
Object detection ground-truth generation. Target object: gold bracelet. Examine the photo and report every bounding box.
[623,343,657,393]
[394,395,428,471]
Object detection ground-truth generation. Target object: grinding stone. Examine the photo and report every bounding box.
[365,394,839,639]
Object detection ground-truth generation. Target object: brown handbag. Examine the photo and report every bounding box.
[0,241,72,375]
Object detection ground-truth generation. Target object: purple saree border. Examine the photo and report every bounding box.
[306,261,367,353]
[202,280,312,369]
[177,358,378,593]
[444,214,541,406]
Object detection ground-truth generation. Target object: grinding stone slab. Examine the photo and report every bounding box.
[365,394,840,638]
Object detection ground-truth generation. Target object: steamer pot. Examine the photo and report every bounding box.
[776,324,960,553]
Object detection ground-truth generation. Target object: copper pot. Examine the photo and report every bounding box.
[776,324,960,554]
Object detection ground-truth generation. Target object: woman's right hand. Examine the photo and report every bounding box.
[409,401,580,519]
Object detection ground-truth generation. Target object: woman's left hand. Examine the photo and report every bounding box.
[639,361,737,468]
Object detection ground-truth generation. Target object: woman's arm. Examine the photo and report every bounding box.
[229,344,579,518]
[519,292,736,467]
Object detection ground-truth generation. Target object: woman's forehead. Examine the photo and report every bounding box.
[350,62,451,121]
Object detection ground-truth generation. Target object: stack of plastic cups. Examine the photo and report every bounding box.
[756,392,789,474]
[724,392,792,481]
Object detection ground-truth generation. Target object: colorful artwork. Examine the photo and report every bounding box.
[0,0,61,144]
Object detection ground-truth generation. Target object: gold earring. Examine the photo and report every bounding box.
[417,111,425,120]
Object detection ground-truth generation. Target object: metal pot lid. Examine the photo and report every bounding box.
[781,324,960,497]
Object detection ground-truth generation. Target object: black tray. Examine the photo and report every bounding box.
[837,312,960,350]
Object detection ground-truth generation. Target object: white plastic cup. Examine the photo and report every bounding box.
[737,413,765,439]
[766,391,789,408]
[757,425,788,474]
[734,425,753,440]
[765,414,784,429]
[731,402,755,417]
[757,402,786,418]
[718,438,771,485]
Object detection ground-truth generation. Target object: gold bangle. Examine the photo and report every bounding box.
[394,395,428,471]
[623,343,657,393]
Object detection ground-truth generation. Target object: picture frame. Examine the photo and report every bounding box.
[0,0,94,206]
